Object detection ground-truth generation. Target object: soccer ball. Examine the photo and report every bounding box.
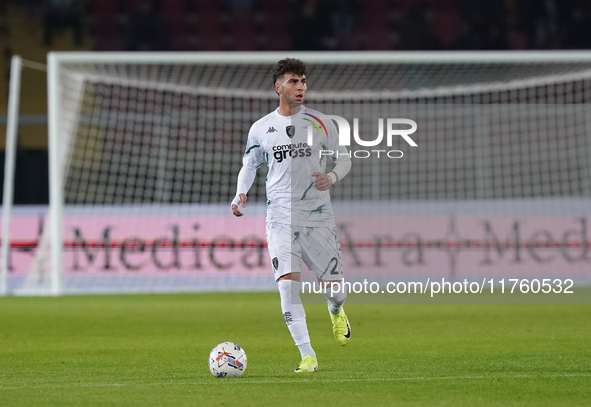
[208,342,247,378]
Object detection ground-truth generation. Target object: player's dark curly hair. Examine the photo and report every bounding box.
[272,58,307,86]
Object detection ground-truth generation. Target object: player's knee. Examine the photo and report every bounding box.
[277,280,303,313]
[321,280,347,305]
[278,273,292,281]
[325,290,346,306]
[277,272,301,282]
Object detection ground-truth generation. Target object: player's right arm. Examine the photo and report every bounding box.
[231,124,264,217]
[231,167,254,217]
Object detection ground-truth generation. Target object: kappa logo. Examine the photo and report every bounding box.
[272,257,279,270]
[286,125,295,138]
[266,126,277,134]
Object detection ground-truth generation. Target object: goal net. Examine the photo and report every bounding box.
[7,51,591,295]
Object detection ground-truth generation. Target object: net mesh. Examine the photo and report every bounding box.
[14,54,591,294]
[61,61,591,206]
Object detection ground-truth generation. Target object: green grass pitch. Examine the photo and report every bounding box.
[0,293,589,406]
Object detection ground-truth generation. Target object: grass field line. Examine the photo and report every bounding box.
[1,373,589,390]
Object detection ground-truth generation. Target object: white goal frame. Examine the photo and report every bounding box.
[4,50,591,296]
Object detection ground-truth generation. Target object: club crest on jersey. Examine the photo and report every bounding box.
[286,125,295,138]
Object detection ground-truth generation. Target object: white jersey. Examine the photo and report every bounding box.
[242,106,350,227]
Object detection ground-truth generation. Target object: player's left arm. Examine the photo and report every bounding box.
[312,119,351,191]
[312,160,351,191]
[232,124,264,216]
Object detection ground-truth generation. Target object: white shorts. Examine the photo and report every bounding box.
[265,222,344,281]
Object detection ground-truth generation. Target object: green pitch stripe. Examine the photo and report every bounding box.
[2,373,589,389]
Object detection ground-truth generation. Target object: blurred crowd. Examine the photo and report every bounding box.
[3,0,591,51]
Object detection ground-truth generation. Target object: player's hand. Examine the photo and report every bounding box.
[231,193,247,217]
[312,172,332,191]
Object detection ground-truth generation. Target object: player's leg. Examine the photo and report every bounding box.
[301,226,351,345]
[321,279,350,346]
[320,279,347,315]
[277,273,318,372]
[267,222,317,372]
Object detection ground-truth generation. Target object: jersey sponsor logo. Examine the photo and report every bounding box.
[286,125,295,138]
[272,142,312,163]
[266,126,277,134]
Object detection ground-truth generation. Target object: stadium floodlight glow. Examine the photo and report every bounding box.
[4,51,591,296]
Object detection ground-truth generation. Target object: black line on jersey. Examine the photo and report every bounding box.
[245,144,260,154]
[300,182,314,200]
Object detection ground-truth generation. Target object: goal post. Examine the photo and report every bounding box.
[5,51,591,296]
[1,56,22,296]
[47,52,64,296]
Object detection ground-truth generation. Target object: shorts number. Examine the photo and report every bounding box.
[328,257,339,275]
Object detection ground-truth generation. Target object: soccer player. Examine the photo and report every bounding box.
[231,58,352,373]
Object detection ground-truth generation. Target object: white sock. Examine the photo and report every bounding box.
[277,279,316,358]
[297,342,315,359]
[323,282,347,315]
